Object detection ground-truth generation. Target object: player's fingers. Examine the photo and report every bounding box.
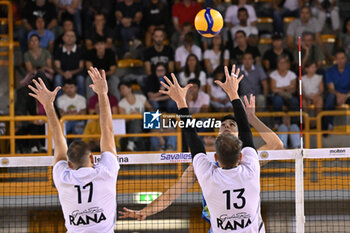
[159,90,169,95]
[28,93,38,99]
[224,66,230,80]
[251,94,255,106]
[160,80,170,90]
[101,69,106,80]
[163,76,173,87]
[231,64,236,76]
[88,67,95,80]
[28,85,38,94]
[214,80,224,89]
[53,86,61,96]
[89,84,94,89]
[171,73,179,86]
[237,74,244,83]
[38,78,48,90]
[32,79,42,90]
[243,95,249,107]
[95,67,102,79]
[235,68,240,77]
[183,84,193,92]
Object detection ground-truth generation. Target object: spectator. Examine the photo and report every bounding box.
[144,63,178,113]
[278,115,301,148]
[187,79,210,114]
[150,111,177,151]
[56,79,86,136]
[311,0,340,33]
[302,61,324,114]
[229,30,261,65]
[143,0,170,47]
[204,34,229,75]
[225,0,257,28]
[171,22,197,49]
[85,37,119,99]
[179,54,207,90]
[118,81,152,151]
[88,93,119,115]
[298,31,325,70]
[337,17,350,60]
[82,0,114,35]
[54,30,85,97]
[15,74,50,153]
[273,0,300,33]
[230,7,259,45]
[51,0,82,36]
[21,34,54,87]
[85,12,113,50]
[270,54,298,112]
[28,17,55,53]
[324,49,350,128]
[206,66,232,112]
[143,28,175,75]
[172,0,202,33]
[263,32,294,73]
[175,32,202,71]
[286,6,324,51]
[115,0,143,55]
[239,52,268,110]
[19,0,58,52]
[54,18,81,51]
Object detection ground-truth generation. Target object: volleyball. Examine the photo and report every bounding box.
[194,8,223,38]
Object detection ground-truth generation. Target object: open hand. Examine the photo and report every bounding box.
[88,67,108,95]
[28,78,60,108]
[243,94,256,119]
[159,73,192,109]
[214,65,244,101]
[118,207,146,221]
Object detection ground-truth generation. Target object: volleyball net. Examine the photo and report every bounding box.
[1,148,350,233]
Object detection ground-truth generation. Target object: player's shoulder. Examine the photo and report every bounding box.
[241,147,258,157]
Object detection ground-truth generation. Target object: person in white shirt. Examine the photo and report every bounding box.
[311,0,340,33]
[270,54,298,112]
[204,34,230,75]
[175,32,202,72]
[230,7,259,46]
[179,54,207,90]
[225,0,257,28]
[186,79,210,114]
[158,66,260,232]
[56,79,86,135]
[28,67,119,233]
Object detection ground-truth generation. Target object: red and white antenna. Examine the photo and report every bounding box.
[298,36,303,150]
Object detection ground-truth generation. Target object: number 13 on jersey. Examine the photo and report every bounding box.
[223,188,246,210]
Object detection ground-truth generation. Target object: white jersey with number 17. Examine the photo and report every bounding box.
[53,151,119,233]
[193,147,260,233]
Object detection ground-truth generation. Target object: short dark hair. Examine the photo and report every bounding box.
[277,53,290,63]
[118,81,132,90]
[221,114,236,123]
[243,52,254,58]
[215,134,242,167]
[302,31,314,39]
[238,7,248,15]
[272,32,283,40]
[63,78,76,86]
[188,78,201,87]
[94,36,106,44]
[304,60,316,68]
[235,30,246,37]
[29,33,40,41]
[67,141,91,165]
[335,48,346,56]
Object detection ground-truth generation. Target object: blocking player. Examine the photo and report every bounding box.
[119,93,282,232]
[28,68,119,232]
[122,65,262,232]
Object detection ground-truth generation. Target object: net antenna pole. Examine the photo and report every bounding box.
[295,36,305,233]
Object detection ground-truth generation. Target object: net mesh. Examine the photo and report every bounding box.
[0,149,349,233]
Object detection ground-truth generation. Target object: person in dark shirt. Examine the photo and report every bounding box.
[54,18,81,52]
[19,0,58,52]
[85,37,119,99]
[85,12,114,50]
[115,0,143,55]
[54,30,84,97]
[145,63,178,113]
[262,33,293,74]
[143,0,170,47]
[229,30,260,65]
[143,28,175,75]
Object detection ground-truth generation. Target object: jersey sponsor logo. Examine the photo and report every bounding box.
[143,110,161,129]
[69,207,106,226]
[216,212,252,230]
[160,153,192,162]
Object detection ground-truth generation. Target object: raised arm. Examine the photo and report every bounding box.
[244,94,283,151]
[28,76,67,165]
[119,165,196,220]
[159,73,206,157]
[87,67,117,155]
[216,65,255,149]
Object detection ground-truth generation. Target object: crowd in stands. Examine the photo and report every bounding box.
[7,0,350,152]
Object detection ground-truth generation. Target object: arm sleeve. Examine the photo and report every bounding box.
[179,108,206,159]
[231,99,255,149]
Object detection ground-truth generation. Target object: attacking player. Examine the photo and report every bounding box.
[119,83,283,232]
[28,68,119,232]
[122,65,262,232]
